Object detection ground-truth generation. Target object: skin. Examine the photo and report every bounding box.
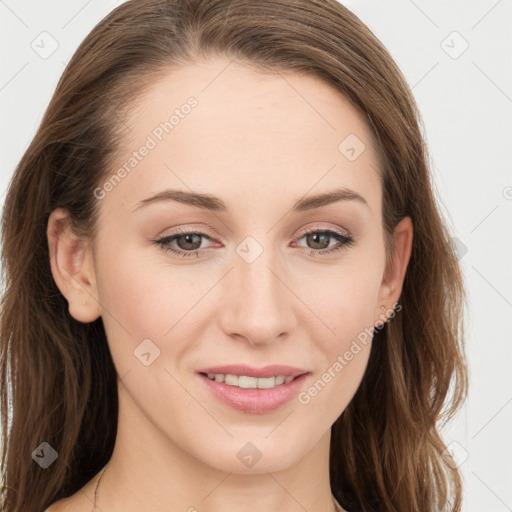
[46,56,413,512]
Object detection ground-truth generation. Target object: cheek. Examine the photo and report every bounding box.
[292,224,385,337]
[299,256,383,343]
[94,244,203,365]
[295,270,379,418]
[96,223,198,313]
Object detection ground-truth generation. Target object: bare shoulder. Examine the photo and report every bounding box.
[43,490,94,512]
[43,498,69,512]
[44,496,86,512]
[43,501,62,512]
[43,469,104,511]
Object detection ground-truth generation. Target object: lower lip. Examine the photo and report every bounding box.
[198,373,309,414]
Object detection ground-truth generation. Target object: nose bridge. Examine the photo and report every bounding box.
[239,250,282,309]
[219,235,295,344]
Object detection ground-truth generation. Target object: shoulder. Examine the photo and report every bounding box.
[43,498,74,512]
[43,499,65,512]
[43,494,91,512]
[43,471,101,511]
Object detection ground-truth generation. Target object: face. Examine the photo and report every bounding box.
[66,56,406,475]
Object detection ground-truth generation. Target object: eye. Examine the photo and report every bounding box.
[154,227,355,258]
[292,228,354,257]
[155,231,214,258]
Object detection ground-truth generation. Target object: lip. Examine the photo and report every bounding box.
[197,372,310,414]
[196,364,308,379]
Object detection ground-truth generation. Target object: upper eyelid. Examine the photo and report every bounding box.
[159,222,351,238]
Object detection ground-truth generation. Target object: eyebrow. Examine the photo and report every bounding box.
[133,187,368,213]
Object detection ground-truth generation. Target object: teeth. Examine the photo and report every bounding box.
[239,376,258,388]
[224,374,238,386]
[204,373,297,389]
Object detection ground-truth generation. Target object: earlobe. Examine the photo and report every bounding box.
[374,216,413,326]
[47,208,102,323]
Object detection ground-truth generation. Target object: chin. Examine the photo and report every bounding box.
[196,435,307,475]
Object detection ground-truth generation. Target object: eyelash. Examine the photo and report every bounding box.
[154,227,355,258]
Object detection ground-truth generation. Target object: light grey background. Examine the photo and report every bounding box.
[1,1,511,511]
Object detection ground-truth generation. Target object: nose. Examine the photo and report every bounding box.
[217,246,297,347]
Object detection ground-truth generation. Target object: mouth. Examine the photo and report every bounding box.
[198,372,305,389]
[196,367,311,414]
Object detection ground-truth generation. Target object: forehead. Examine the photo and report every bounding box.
[102,57,382,219]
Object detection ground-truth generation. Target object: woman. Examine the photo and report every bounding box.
[0,0,468,511]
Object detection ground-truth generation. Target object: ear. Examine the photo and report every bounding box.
[374,216,413,326]
[47,208,101,323]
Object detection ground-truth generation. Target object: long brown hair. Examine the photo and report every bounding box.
[0,1,468,510]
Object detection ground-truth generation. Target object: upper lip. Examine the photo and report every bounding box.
[197,364,309,379]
